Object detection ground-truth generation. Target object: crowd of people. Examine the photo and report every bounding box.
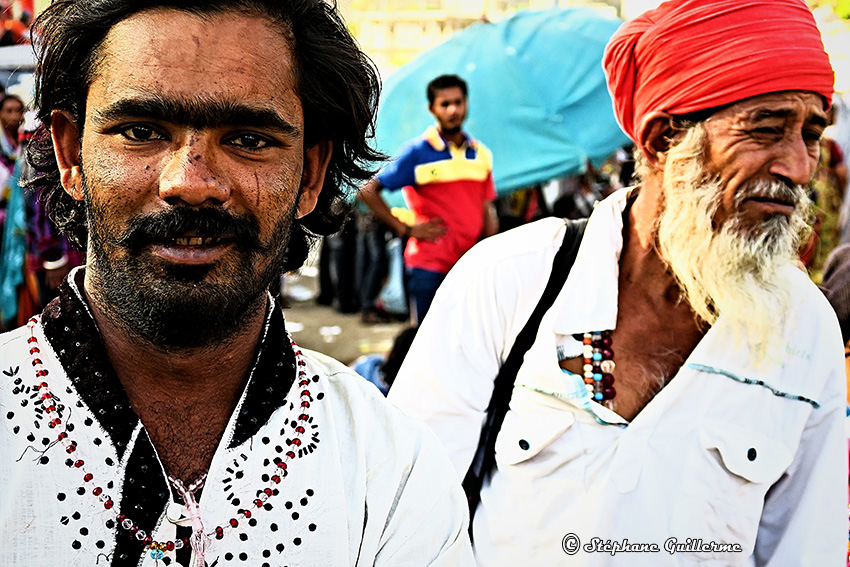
[0,0,849,566]
[0,90,83,331]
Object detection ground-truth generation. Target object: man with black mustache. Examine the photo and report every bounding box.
[0,1,472,566]
[390,0,847,565]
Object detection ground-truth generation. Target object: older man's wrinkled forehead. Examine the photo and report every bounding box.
[603,0,834,143]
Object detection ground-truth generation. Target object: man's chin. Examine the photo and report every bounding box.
[88,256,272,349]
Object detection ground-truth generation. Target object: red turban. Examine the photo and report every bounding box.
[603,0,834,143]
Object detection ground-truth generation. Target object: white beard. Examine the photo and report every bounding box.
[655,124,812,361]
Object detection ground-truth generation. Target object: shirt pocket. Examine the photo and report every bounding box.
[484,391,581,546]
[493,387,581,482]
[495,409,576,466]
[671,419,793,560]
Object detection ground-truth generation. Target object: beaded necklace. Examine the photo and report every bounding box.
[25,316,314,566]
[581,330,616,411]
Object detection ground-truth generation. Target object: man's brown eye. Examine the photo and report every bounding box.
[229,133,270,149]
[121,125,160,141]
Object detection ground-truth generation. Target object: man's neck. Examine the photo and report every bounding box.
[84,292,266,400]
[438,127,466,148]
[620,181,683,305]
[2,126,18,145]
[81,282,268,482]
[603,182,705,421]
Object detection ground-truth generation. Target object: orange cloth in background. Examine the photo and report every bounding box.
[603,0,834,143]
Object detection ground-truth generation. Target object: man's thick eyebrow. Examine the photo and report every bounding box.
[751,108,828,129]
[93,96,301,136]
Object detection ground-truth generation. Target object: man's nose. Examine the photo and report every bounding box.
[158,138,229,206]
[768,135,818,188]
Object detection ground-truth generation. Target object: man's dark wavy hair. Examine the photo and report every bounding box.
[26,0,383,272]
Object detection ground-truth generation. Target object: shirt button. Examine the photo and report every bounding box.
[747,448,757,461]
[518,439,530,450]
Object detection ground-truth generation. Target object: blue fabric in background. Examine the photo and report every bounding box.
[373,7,631,207]
[0,158,26,324]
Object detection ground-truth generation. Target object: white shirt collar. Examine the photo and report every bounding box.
[552,187,631,337]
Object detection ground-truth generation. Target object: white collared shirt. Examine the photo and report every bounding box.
[0,275,473,566]
[389,188,847,566]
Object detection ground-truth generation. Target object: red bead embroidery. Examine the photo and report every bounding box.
[24,317,317,561]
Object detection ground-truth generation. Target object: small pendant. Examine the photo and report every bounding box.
[168,474,209,567]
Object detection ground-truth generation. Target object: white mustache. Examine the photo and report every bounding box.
[734,178,804,207]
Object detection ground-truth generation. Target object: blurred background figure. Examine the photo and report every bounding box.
[0,0,30,45]
[350,326,418,395]
[802,103,848,278]
[359,74,498,325]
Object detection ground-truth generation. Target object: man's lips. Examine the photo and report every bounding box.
[742,196,796,216]
[148,235,236,264]
[170,236,224,246]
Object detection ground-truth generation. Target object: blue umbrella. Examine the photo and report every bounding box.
[373,7,630,198]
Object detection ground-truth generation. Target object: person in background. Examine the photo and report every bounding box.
[0,94,23,169]
[358,74,499,325]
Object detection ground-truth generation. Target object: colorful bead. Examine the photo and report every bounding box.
[582,330,616,410]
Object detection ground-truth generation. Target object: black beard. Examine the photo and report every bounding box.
[440,125,462,136]
[83,180,295,350]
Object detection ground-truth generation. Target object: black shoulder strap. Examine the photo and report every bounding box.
[462,217,587,526]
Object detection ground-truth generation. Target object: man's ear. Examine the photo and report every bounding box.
[636,111,677,172]
[50,110,84,201]
[296,140,332,219]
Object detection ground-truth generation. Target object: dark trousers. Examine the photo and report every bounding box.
[406,267,446,325]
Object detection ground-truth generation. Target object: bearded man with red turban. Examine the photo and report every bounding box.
[389,0,847,565]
